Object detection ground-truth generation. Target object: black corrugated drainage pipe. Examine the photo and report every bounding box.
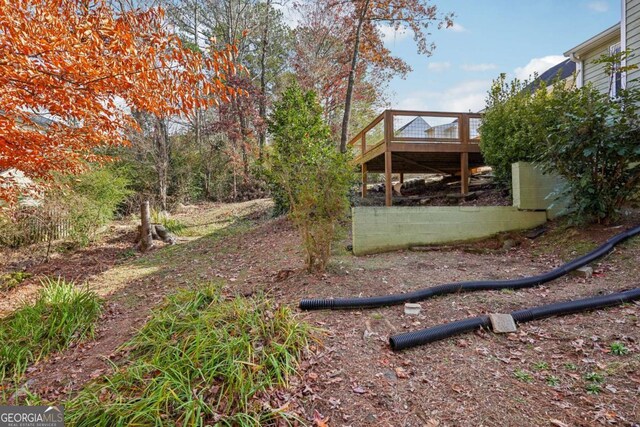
[389,287,640,351]
[299,225,640,310]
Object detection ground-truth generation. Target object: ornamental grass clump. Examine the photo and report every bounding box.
[66,283,311,426]
[0,277,101,383]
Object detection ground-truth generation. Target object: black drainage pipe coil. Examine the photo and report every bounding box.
[299,225,640,310]
[389,287,640,351]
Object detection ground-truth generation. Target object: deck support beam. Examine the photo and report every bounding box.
[384,110,393,207]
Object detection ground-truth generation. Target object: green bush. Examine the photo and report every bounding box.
[0,272,32,292]
[481,51,640,224]
[479,73,555,186]
[0,277,101,383]
[52,166,131,246]
[0,166,131,249]
[268,83,353,272]
[541,75,640,223]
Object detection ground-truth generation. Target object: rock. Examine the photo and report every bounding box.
[363,328,376,339]
[404,303,422,315]
[526,226,547,239]
[489,313,517,333]
[571,266,593,279]
[502,239,517,250]
[446,191,478,201]
[382,369,397,381]
[364,413,377,423]
[446,193,465,200]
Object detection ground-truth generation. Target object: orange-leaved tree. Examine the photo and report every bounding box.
[0,0,240,203]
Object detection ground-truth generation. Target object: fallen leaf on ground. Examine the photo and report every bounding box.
[395,367,409,379]
[313,410,329,427]
[351,385,366,394]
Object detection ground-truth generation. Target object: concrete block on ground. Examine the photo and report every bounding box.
[404,303,422,315]
[489,313,517,333]
[571,266,593,279]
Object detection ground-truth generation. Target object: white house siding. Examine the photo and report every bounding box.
[626,0,640,86]
[583,38,619,93]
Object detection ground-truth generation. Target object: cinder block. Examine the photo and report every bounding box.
[404,303,422,315]
[489,313,517,333]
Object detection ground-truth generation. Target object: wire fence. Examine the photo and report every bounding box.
[393,115,460,140]
[1,206,71,247]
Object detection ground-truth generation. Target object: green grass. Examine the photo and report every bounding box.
[514,369,533,383]
[152,211,188,236]
[65,283,311,426]
[0,277,101,383]
[585,383,602,395]
[160,217,188,235]
[532,361,549,371]
[545,375,560,386]
[583,371,605,395]
[609,341,629,356]
[584,372,605,384]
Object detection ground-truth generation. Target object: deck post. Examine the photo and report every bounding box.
[384,110,393,207]
[460,152,469,195]
[460,113,470,195]
[361,133,367,198]
[385,151,392,206]
[361,162,367,198]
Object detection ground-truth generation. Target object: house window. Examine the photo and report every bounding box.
[609,42,622,98]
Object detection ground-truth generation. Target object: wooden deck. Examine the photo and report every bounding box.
[349,110,484,206]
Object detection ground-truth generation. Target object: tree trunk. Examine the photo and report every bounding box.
[339,0,370,153]
[154,116,169,211]
[193,0,204,184]
[235,99,250,178]
[258,0,271,160]
[139,200,154,252]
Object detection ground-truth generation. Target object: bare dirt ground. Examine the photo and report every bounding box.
[2,201,639,426]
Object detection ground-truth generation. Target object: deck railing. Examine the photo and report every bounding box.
[349,110,483,206]
[348,110,482,164]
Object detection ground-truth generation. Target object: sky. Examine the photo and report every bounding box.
[381,0,621,112]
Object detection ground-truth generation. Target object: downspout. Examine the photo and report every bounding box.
[569,52,584,88]
[621,0,627,89]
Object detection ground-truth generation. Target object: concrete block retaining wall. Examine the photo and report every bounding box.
[352,206,547,255]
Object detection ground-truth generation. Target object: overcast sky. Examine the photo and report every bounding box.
[382,0,620,112]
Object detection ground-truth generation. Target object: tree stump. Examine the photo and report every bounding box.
[138,200,154,252]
